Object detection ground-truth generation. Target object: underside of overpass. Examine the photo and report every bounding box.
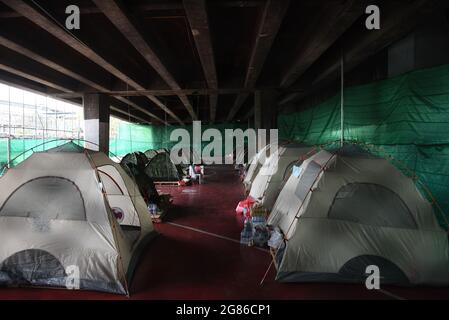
[0,0,447,127]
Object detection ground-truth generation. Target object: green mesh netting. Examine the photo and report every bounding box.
[1,122,248,170]
[278,63,449,230]
[109,122,248,158]
[0,139,78,169]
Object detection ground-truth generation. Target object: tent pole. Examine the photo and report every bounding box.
[6,136,10,168]
[259,259,274,286]
[340,52,344,147]
[7,85,11,168]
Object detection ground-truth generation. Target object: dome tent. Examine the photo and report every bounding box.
[224,144,249,170]
[248,144,314,210]
[144,149,184,182]
[120,151,148,169]
[268,145,449,286]
[144,148,171,161]
[243,141,293,192]
[0,142,156,294]
[234,148,248,171]
[144,149,159,161]
[159,146,202,175]
[122,162,160,205]
[243,144,271,192]
[121,150,160,205]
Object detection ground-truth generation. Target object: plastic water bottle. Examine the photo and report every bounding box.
[148,203,157,216]
[240,218,254,246]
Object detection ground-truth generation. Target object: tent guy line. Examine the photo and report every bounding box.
[166,222,270,253]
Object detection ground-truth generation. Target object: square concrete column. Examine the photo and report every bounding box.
[254,89,278,130]
[254,90,279,152]
[83,93,110,154]
[254,90,262,130]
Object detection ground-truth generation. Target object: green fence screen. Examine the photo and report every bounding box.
[0,139,77,169]
[109,121,249,157]
[278,63,449,229]
[0,122,249,172]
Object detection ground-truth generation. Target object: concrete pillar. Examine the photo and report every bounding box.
[261,90,278,131]
[254,90,262,130]
[254,90,278,130]
[254,89,279,151]
[83,93,110,154]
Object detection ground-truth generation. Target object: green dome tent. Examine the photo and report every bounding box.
[120,151,148,170]
[144,150,183,182]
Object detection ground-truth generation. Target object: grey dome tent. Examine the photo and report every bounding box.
[243,144,271,192]
[243,141,298,192]
[268,146,449,286]
[0,142,156,294]
[248,144,314,210]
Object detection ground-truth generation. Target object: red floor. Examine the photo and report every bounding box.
[1,165,448,300]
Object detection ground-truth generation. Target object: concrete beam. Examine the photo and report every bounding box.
[184,0,218,123]
[226,0,289,121]
[92,0,197,120]
[0,0,183,124]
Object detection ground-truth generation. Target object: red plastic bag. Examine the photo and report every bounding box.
[236,196,255,217]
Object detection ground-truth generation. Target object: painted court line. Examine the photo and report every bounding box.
[378,288,406,300]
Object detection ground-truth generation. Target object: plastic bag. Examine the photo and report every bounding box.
[147,203,158,216]
[253,224,269,247]
[235,196,255,216]
[268,227,284,249]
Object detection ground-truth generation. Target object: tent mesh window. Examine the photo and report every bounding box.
[328,183,417,229]
[0,177,86,221]
[282,161,299,181]
[0,249,66,286]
